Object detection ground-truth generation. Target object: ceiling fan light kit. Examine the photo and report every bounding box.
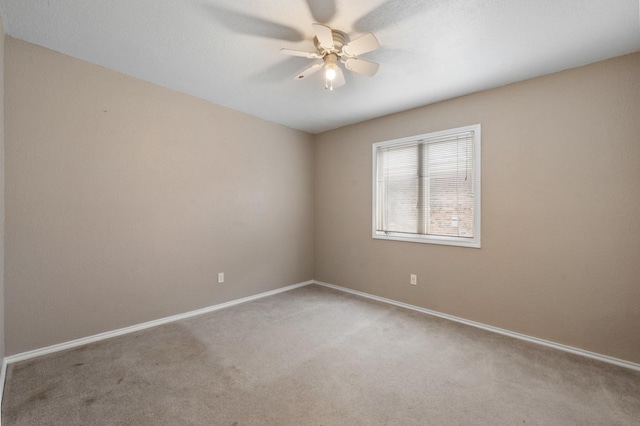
[280,23,380,91]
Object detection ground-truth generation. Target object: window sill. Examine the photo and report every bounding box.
[372,231,481,248]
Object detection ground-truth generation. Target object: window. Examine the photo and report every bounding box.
[372,124,481,248]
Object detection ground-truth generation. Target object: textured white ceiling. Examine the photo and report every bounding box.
[1,0,639,133]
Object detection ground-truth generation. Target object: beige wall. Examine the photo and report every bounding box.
[4,38,314,355]
[315,52,640,364]
[4,35,640,365]
[0,16,5,360]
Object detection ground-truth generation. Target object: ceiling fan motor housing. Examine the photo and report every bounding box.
[314,29,348,55]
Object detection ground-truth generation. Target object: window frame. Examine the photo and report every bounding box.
[372,124,481,248]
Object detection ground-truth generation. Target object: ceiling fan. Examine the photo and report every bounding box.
[280,23,380,90]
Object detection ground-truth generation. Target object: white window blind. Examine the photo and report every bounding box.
[373,125,481,248]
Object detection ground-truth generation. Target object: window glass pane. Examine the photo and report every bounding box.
[425,137,474,238]
[378,145,418,233]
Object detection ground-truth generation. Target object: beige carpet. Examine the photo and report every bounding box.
[3,284,640,425]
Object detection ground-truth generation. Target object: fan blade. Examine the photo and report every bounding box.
[280,48,321,59]
[203,5,304,42]
[344,57,380,77]
[353,0,425,33]
[328,66,346,90]
[305,0,336,23]
[342,33,379,56]
[294,61,323,80]
[312,23,334,50]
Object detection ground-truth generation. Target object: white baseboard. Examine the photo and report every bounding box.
[0,357,6,425]
[3,277,639,376]
[313,280,640,372]
[4,280,313,365]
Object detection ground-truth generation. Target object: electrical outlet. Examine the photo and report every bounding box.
[410,274,417,285]
[217,272,224,284]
